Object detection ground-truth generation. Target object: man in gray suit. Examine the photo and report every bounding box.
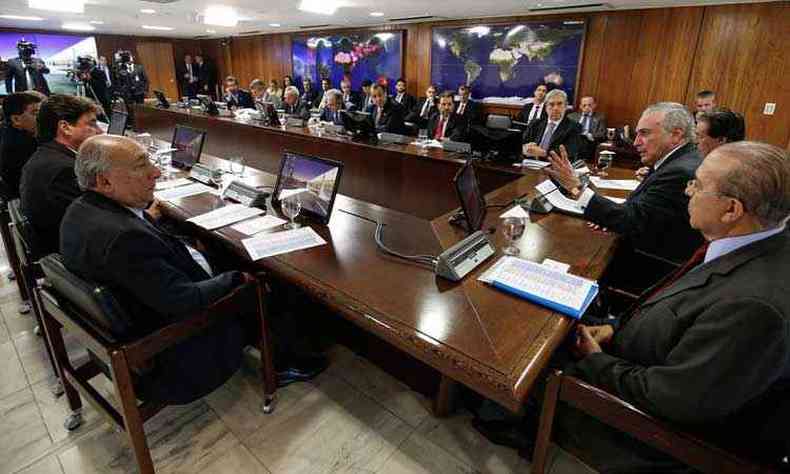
[567,96,606,160]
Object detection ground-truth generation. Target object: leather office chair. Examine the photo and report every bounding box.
[0,179,30,308]
[485,114,512,130]
[37,254,277,474]
[531,371,789,474]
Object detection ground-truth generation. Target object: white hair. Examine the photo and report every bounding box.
[545,89,567,104]
[642,102,695,142]
[284,86,299,98]
[75,137,115,190]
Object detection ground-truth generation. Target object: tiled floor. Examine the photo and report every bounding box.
[0,254,596,474]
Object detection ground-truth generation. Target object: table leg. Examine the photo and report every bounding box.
[433,374,459,417]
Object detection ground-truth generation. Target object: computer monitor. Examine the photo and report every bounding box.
[107,111,128,136]
[170,125,206,169]
[198,95,219,116]
[273,151,344,225]
[255,101,280,127]
[153,90,170,108]
[453,162,487,233]
[340,110,374,138]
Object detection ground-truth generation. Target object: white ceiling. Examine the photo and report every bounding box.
[0,0,779,39]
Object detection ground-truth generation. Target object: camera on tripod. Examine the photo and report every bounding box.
[66,55,96,82]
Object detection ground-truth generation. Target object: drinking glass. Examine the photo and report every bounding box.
[230,156,246,177]
[418,129,428,145]
[277,110,286,128]
[606,127,616,144]
[158,151,173,179]
[282,195,302,229]
[210,167,225,189]
[597,152,613,178]
[502,216,527,256]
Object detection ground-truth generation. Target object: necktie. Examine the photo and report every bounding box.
[335,111,340,124]
[583,114,591,133]
[529,103,541,123]
[458,102,465,115]
[375,107,382,126]
[104,67,111,86]
[434,117,445,140]
[421,100,430,118]
[25,66,33,91]
[539,121,556,150]
[397,94,403,103]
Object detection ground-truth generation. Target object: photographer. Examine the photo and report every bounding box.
[70,56,111,122]
[111,50,148,105]
[5,40,50,95]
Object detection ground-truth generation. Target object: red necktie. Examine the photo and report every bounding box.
[434,117,445,140]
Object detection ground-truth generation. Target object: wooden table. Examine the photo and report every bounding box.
[156,148,626,412]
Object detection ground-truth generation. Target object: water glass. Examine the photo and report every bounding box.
[210,167,225,189]
[597,152,614,178]
[282,195,302,229]
[606,127,616,143]
[230,156,246,176]
[502,216,527,256]
[158,151,173,179]
[418,129,428,145]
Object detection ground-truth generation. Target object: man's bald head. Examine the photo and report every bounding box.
[76,135,145,189]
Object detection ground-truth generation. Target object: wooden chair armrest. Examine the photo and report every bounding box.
[123,275,262,367]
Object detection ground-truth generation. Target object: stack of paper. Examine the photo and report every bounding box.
[154,183,213,201]
[242,227,327,261]
[155,178,192,191]
[479,256,598,319]
[187,204,265,230]
[535,180,584,215]
[590,177,640,191]
[520,159,551,170]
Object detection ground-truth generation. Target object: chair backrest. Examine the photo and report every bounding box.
[8,198,42,263]
[486,114,512,130]
[39,253,134,339]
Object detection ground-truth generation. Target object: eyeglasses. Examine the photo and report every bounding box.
[686,179,729,198]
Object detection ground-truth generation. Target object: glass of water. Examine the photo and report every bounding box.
[230,156,246,177]
[158,151,173,179]
[418,129,428,146]
[282,195,302,229]
[597,152,614,178]
[502,216,527,256]
[210,167,225,189]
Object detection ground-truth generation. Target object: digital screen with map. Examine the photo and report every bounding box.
[292,31,403,95]
[0,31,98,95]
[431,21,585,102]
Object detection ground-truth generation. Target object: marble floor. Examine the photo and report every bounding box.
[0,253,597,474]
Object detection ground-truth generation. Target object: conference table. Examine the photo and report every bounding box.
[138,105,633,413]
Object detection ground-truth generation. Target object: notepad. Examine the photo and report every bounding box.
[535,180,585,216]
[590,177,640,191]
[187,204,265,230]
[242,227,327,261]
[154,183,213,201]
[155,178,192,191]
[231,215,287,236]
[479,256,598,319]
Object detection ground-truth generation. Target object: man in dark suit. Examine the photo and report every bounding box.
[5,40,50,95]
[340,79,361,111]
[392,78,416,112]
[282,86,311,120]
[301,78,319,109]
[546,102,703,264]
[522,89,582,160]
[406,84,439,128]
[359,79,374,111]
[19,95,102,255]
[315,77,331,110]
[454,84,481,132]
[0,92,43,199]
[112,54,148,104]
[87,57,113,120]
[223,76,254,109]
[567,96,607,160]
[366,83,406,135]
[517,84,548,125]
[177,53,199,98]
[194,54,216,98]
[319,89,345,125]
[427,92,467,142]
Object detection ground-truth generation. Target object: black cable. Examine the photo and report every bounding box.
[374,223,438,266]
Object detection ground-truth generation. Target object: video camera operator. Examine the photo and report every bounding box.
[5,40,50,95]
[111,50,148,105]
[69,55,111,122]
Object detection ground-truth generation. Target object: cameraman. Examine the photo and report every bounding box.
[5,40,50,95]
[112,50,148,104]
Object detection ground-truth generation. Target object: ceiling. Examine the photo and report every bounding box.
[0,0,778,39]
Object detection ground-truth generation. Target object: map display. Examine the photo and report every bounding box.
[431,21,585,102]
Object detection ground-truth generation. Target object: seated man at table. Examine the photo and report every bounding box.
[366,83,406,135]
[517,83,548,126]
[695,109,745,158]
[522,89,581,160]
[359,79,374,111]
[223,76,254,109]
[454,84,481,131]
[567,96,607,160]
[250,78,281,108]
[546,102,703,264]
[427,92,467,142]
[319,89,345,125]
[392,78,416,111]
[340,79,360,111]
[20,94,103,255]
[478,141,790,472]
[282,85,311,120]
[0,91,44,199]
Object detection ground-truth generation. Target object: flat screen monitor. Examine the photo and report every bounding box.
[107,111,128,136]
[340,110,374,137]
[170,125,206,169]
[153,90,170,108]
[453,162,486,233]
[273,151,344,225]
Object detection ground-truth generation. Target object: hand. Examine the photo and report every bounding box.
[145,199,162,221]
[587,222,609,233]
[583,324,614,345]
[523,143,546,157]
[573,325,604,358]
[545,145,582,193]
[635,166,650,182]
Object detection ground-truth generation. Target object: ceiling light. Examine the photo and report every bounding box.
[370,12,384,17]
[89,20,104,24]
[204,5,239,27]
[142,25,173,30]
[62,22,95,31]
[29,0,84,13]
[468,26,490,37]
[0,14,45,21]
[140,8,156,14]
[269,23,280,27]
[206,29,216,33]
[298,0,341,15]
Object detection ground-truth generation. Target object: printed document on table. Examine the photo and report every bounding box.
[154,183,213,201]
[604,196,627,204]
[155,178,192,191]
[590,177,640,191]
[187,204,264,230]
[519,159,551,170]
[535,180,584,215]
[242,227,327,261]
[231,215,287,236]
[500,205,530,219]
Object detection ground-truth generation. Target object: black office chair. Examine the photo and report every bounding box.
[38,254,278,474]
[485,114,512,130]
[0,178,30,311]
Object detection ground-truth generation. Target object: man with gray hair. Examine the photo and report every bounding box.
[547,102,703,264]
[319,88,345,125]
[282,85,310,120]
[522,88,582,159]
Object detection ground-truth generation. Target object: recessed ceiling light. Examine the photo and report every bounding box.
[0,14,45,21]
[29,0,84,13]
[89,20,104,24]
[140,8,156,14]
[370,12,384,17]
[269,23,280,27]
[206,29,216,33]
[204,5,239,27]
[142,25,173,30]
[62,22,95,31]
[298,0,341,15]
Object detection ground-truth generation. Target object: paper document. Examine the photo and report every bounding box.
[500,205,530,219]
[411,139,444,148]
[187,204,264,230]
[535,180,584,216]
[519,159,551,170]
[590,177,640,191]
[155,178,192,191]
[242,227,327,261]
[542,258,570,273]
[604,196,627,204]
[154,183,213,201]
[231,215,287,236]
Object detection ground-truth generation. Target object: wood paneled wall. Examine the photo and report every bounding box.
[201,1,789,148]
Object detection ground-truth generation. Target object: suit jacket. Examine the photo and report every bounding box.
[301,88,319,109]
[392,92,416,112]
[406,97,438,126]
[573,229,790,463]
[195,62,216,95]
[320,107,345,125]
[283,98,311,120]
[87,67,112,118]
[340,91,361,111]
[426,113,466,142]
[113,63,149,97]
[225,89,254,109]
[454,100,482,129]
[360,93,374,111]
[5,57,50,95]
[517,101,547,125]
[567,111,607,141]
[60,191,244,405]
[177,62,199,96]
[522,116,582,159]
[584,142,704,263]
[0,125,37,199]
[366,100,407,135]
[19,141,82,256]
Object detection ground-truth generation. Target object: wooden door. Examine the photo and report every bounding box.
[136,42,179,100]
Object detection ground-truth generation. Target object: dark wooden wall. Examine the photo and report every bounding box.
[200,1,790,148]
